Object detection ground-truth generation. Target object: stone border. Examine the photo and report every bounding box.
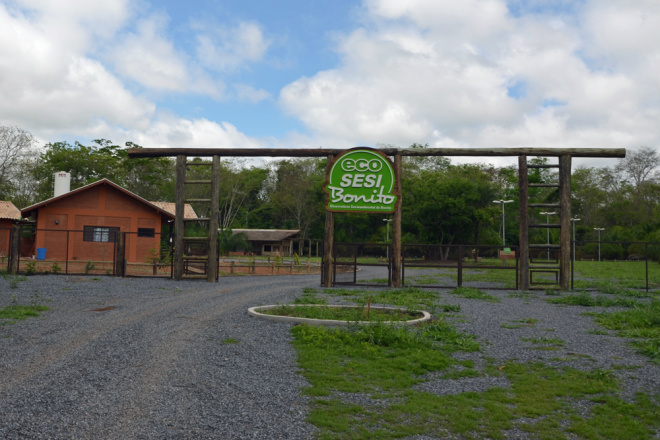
[247,304,432,327]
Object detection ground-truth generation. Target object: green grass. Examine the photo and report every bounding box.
[220,337,240,344]
[546,292,640,308]
[262,305,423,322]
[448,287,500,302]
[360,278,390,284]
[293,291,328,305]
[572,260,660,291]
[293,322,660,439]
[588,300,660,361]
[0,304,50,325]
[286,285,660,438]
[305,286,447,315]
[460,268,518,288]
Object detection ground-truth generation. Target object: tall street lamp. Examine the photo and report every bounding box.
[571,218,581,264]
[383,218,392,258]
[492,200,514,247]
[594,227,605,262]
[540,211,556,261]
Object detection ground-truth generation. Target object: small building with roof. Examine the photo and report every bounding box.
[0,201,21,257]
[232,229,300,256]
[20,179,178,263]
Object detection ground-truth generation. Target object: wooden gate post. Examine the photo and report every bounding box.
[392,153,403,288]
[207,155,220,282]
[174,155,186,280]
[559,155,572,290]
[322,155,335,287]
[518,156,530,290]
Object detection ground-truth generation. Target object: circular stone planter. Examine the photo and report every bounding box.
[247,304,432,327]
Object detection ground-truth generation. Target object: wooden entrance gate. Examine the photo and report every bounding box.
[128,147,625,289]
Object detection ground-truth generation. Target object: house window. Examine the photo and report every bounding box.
[138,228,155,238]
[264,244,272,252]
[83,226,119,242]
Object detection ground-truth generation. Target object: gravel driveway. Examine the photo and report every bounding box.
[2,272,660,439]
[0,274,320,439]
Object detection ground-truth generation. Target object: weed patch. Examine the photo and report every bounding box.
[449,287,499,302]
[588,300,660,361]
[546,292,639,308]
[501,318,538,329]
[0,304,50,325]
[293,292,327,305]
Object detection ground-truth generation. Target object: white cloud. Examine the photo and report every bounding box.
[280,0,660,152]
[126,115,265,149]
[195,21,270,72]
[110,14,224,98]
[0,1,154,132]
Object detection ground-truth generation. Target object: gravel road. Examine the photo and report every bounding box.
[0,274,320,439]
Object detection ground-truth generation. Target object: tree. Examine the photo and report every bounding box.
[403,163,498,258]
[31,140,174,202]
[265,158,325,237]
[0,125,36,199]
[615,146,660,188]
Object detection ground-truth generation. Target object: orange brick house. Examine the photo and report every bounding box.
[0,201,21,257]
[20,179,177,263]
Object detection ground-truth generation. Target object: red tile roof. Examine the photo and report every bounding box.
[0,201,21,220]
[149,202,197,219]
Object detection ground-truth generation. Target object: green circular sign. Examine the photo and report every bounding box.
[325,148,399,213]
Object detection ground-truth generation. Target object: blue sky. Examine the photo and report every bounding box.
[1,0,659,166]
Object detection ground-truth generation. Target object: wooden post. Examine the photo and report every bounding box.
[392,153,403,287]
[559,155,572,290]
[115,232,126,277]
[518,156,529,290]
[207,155,220,282]
[322,154,335,287]
[457,246,463,287]
[174,155,186,280]
[9,224,20,275]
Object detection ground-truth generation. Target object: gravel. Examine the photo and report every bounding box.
[1,270,659,439]
[1,274,320,439]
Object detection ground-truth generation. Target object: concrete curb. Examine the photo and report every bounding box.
[247,304,432,327]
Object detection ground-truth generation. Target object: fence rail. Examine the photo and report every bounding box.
[3,225,322,279]
[4,224,658,290]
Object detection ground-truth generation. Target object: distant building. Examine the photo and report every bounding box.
[232,229,300,256]
[0,201,21,257]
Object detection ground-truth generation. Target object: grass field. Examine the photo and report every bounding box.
[291,286,660,439]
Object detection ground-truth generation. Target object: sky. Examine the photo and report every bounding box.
[1,0,659,167]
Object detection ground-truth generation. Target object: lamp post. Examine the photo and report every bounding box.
[594,227,605,262]
[540,211,556,260]
[492,200,514,247]
[383,218,392,258]
[571,218,581,264]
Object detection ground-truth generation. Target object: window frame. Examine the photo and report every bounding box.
[137,228,155,238]
[82,226,119,243]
